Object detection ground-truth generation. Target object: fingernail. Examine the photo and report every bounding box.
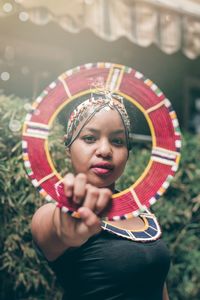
[65,190,72,197]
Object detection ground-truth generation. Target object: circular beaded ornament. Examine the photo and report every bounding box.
[22,63,181,221]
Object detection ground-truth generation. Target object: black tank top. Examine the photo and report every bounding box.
[49,231,171,300]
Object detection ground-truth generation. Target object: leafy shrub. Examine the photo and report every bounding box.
[154,133,200,300]
[0,95,61,300]
[0,94,199,299]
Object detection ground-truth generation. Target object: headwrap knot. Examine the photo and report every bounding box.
[65,91,131,149]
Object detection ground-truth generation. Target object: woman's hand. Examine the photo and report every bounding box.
[31,172,112,261]
[54,173,112,248]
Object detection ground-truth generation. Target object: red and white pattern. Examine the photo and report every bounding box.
[22,63,181,220]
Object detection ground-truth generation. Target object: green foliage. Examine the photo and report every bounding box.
[154,133,200,300]
[0,95,62,300]
[0,94,199,299]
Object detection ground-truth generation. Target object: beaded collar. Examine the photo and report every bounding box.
[101,212,162,242]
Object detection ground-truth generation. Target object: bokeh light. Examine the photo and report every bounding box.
[3,3,13,13]
[19,11,29,22]
[9,119,21,132]
[1,72,10,81]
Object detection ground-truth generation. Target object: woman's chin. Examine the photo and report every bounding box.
[87,174,115,190]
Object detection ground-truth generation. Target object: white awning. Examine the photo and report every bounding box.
[2,0,200,59]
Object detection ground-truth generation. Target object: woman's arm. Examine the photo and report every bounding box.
[163,282,169,300]
[31,202,102,261]
[31,203,69,261]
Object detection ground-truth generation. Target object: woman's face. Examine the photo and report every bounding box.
[69,108,129,191]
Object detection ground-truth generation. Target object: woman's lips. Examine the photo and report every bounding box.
[92,168,112,175]
[91,162,114,176]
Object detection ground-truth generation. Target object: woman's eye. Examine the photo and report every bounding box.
[82,136,96,143]
[112,138,125,146]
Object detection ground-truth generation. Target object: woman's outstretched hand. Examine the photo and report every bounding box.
[55,173,112,248]
[31,172,112,261]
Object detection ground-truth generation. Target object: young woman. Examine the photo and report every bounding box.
[31,96,170,300]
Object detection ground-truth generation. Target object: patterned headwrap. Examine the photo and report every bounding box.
[64,92,131,149]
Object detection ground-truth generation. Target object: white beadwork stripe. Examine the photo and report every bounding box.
[25,114,32,121]
[35,96,43,103]
[175,140,182,148]
[24,129,49,139]
[151,156,176,166]
[22,140,28,149]
[149,197,156,205]
[172,165,178,172]
[24,161,31,168]
[172,119,179,127]
[151,83,158,91]
[66,69,73,76]
[59,75,72,97]
[61,206,69,213]
[129,189,144,210]
[162,181,170,189]
[25,121,50,129]
[146,100,166,114]
[49,81,57,89]
[106,67,124,92]
[112,215,121,221]
[134,71,143,79]
[152,148,177,159]
[105,62,112,68]
[85,63,93,69]
[32,179,39,187]
[37,172,55,185]
[153,146,179,156]
[164,98,171,107]
[126,230,136,239]
[45,194,54,201]
[132,209,140,217]
[143,231,152,237]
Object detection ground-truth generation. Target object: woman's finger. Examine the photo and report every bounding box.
[95,188,112,215]
[78,207,101,234]
[83,184,99,211]
[63,173,75,198]
[73,173,87,204]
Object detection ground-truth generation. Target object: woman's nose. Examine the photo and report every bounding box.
[95,139,112,158]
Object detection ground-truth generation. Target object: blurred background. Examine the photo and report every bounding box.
[1,0,200,131]
[0,1,200,300]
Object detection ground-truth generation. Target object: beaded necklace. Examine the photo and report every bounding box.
[101,211,161,242]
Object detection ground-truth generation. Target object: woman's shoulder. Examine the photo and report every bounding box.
[31,203,56,238]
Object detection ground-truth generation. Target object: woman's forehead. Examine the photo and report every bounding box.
[81,109,126,131]
[78,111,125,135]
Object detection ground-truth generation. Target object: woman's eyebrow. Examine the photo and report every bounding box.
[83,127,125,134]
[81,127,99,133]
[111,129,126,135]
